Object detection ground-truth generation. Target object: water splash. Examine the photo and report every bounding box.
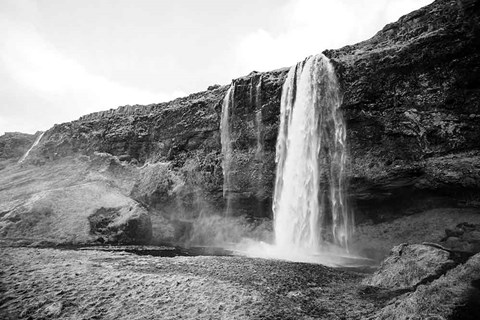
[220,84,235,216]
[273,54,352,253]
[18,131,45,164]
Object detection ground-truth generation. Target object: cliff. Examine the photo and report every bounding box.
[3,0,479,246]
[33,69,288,218]
[28,0,479,221]
[325,0,480,220]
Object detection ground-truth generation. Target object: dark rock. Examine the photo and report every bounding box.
[445,227,464,238]
[444,236,463,250]
[464,230,480,242]
[207,84,221,90]
[88,205,152,244]
[89,207,121,234]
[441,222,480,253]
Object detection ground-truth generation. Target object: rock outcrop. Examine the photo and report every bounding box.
[88,205,151,244]
[11,0,480,223]
[0,153,152,245]
[357,241,480,320]
[362,243,456,289]
[371,251,480,320]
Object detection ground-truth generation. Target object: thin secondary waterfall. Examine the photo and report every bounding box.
[220,84,235,215]
[18,131,45,164]
[254,76,264,161]
[273,54,352,253]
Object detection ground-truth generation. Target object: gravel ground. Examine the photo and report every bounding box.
[0,246,384,320]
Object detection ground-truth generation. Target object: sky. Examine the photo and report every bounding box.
[0,0,433,135]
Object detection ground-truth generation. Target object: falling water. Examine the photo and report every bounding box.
[220,84,235,216]
[273,54,352,253]
[254,76,264,161]
[253,76,266,216]
[18,131,45,164]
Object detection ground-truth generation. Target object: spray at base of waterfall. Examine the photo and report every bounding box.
[233,238,371,267]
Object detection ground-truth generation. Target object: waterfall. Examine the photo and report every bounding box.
[18,131,45,164]
[254,76,266,216]
[220,84,235,216]
[273,54,352,253]
[254,76,264,161]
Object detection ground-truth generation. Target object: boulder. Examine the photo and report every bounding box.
[0,181,152,245]
[442,222,480,253]
[373,252,480,320]
[363,243,456,289]
[89,205,151,244]
[0,156,152,245]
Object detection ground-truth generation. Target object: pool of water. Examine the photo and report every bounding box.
[78,245,235,258]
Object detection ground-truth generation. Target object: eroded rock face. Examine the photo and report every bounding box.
[220,71,287,217]
[26,0,480,219]
[363,243,456,289]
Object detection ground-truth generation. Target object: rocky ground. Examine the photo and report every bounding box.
[1,243,479,320]
[0,246,373,320]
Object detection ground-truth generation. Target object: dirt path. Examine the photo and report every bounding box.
[1,247,382,319]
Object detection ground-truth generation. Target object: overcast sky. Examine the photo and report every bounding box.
[0,0,433,135]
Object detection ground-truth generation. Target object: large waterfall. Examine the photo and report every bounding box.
[273,54,352,253]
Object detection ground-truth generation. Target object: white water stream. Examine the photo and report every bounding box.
[18,131,45,164]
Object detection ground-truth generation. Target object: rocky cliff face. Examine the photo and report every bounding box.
[325,0,480,221]
[32,69,288,219]
[24,0,480,223]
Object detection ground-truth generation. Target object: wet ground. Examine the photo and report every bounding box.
[0,245,384,319]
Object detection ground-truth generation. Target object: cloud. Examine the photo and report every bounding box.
[0,0,434,135]
[0,1,184,134]
[233,0,433,74]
